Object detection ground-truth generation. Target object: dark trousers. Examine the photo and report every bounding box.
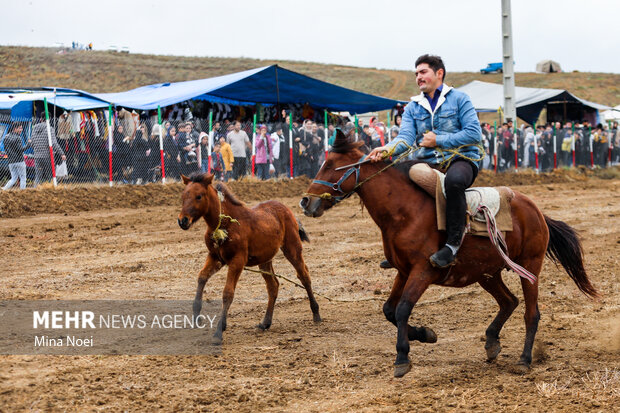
[232,157,247,180]
[444,160,477,246]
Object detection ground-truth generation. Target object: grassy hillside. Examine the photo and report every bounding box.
[1,46,619,107]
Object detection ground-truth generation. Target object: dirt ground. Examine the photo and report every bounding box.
[0,172,619,412]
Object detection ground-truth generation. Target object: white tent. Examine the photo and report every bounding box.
[536,60,562,73]
[456,80,610,123]
[601,105,620,123]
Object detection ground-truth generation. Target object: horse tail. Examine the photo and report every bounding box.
[544,215,598,298]
[297,219,310,243]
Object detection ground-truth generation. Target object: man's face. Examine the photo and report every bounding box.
[234,122,241,132]
[415,63,443,93]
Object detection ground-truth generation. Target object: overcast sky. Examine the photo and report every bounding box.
[2,0,619,73]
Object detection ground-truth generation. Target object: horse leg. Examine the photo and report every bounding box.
[257,261,279,331]
[213,260,244,344]
[394,266,434,378]
[517,272,541,371]
[383,271,437,344]
[193,254,222,324]
[282,242,321,323]
[478,272,519,361]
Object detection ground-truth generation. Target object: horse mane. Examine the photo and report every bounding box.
[215,182,244,206]
[187,172,244,206]
[331,138,365,154]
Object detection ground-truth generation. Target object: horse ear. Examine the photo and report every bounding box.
[202,174,214,186]
[335,128,347,143]
[181,175,190,185]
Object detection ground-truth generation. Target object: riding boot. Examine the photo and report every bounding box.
[429,161,472,268]
[380,259,393,269]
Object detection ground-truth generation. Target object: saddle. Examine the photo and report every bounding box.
[408,163,514,237]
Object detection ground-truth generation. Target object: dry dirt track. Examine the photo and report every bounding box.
[1,177,619,412]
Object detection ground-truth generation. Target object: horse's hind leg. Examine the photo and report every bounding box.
[257,261,279,331]
[517,267,541,371]
[478,271,519,361]
[281,239,321,322]
[193,254,222,324]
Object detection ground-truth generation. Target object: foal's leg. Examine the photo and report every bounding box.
[281,240,321,322]
[257,261,279,331]
[394,264,434,378]
[478,271,519,361]
[213,259,244,344]
[193,254,223,324]
[383,271,437,344]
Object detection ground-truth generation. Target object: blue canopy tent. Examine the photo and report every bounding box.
[0,88,109,120]
[96,65,405,113]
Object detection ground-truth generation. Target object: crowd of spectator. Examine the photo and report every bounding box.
[2,108,620,190]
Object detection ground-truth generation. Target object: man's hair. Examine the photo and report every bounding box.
[415,54,446,81]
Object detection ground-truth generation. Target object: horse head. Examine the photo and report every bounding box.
[300,128,366,217]
[178,173,215,230]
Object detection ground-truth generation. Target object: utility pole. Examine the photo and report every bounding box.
[501,0,516,123]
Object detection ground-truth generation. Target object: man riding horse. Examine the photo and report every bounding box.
[368,54,483,269]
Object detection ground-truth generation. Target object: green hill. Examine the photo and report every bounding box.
[1,46,618,107]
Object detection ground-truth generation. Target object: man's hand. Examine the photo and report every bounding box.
[367,146,388,162]
[420,131,437,148]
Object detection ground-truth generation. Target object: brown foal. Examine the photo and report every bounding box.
[178,173,321,343]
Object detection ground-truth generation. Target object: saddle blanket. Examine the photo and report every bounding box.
[408,163,514,237]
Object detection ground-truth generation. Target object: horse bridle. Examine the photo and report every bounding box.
[310,154,367,205]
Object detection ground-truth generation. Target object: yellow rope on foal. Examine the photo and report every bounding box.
[211,190,239,245]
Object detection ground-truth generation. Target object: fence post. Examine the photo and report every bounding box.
[324,109,328,159]
[553,124,557,169]
[589,126,594,168]
[289,112,293,178]
[43,97,57,187]
[571,123,575,167]
[208,110,213,175]
[533,122,539,173]
[608,120,613,167]
[251,113,256,177]
[493,121,498,173]
[354,114,359,142]
[158,106,166,184]
[108,104,114,186]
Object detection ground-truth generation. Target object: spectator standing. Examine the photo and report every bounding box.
[218,136,234,182]
[199,133,210,173]
[2,124,28,190]
[210,142,225,181]
[227,121,251,180]
[130,124,150,184]
[163,125,181,179]
[254,125,274,180]
[30,119,65,187]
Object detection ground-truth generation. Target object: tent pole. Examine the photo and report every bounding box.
[208,110,213,175]
[324,109,328,159]
[109,104,114,186]
[289,111,293,179]
[252,112,256,177]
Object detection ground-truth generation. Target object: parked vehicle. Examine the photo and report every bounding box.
[480,62,503,74]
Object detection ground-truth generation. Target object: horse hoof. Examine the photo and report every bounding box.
[212,334,223,346]
[393,362,412,378]
[421,327,437,343]
[513,360,531,374]
[256,323,270,331]
[313,314,322,323]
[485,341,502,361]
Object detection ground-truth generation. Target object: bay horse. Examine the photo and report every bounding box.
[300,130,598,378]
[178,173,321,343]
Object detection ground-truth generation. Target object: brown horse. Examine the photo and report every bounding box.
[178,173,321,343]
[300,130,598,378]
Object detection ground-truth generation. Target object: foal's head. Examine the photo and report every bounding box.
[300,129,366,217]
[178,173,215,230]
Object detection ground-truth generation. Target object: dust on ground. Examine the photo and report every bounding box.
[0,172,619,411]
